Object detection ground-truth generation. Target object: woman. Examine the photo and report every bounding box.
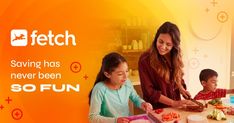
[89,52,152,123]
[138,21,192,109]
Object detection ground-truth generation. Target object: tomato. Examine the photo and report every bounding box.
[155,109,163,114]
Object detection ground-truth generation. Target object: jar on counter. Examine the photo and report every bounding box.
[132,40,138,50]
[138,40,143,50]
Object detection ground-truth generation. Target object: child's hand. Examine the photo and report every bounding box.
[141,102,153,112]
[117,117,129,123]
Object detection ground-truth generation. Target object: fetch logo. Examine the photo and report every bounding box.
[11,29,28,46]
[11,29,76,46]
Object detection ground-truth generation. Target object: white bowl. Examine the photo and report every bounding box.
[187,114,208,123]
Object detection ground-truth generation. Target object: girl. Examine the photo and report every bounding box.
[89,52,152,123]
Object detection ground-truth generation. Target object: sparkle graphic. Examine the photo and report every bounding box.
[5,97,12,104]
[0,105,4,110]
[11,108,23,120]
[83,74,88,80]
[70,62,82,73]
[217,11,228,23]
[210,0,218,7]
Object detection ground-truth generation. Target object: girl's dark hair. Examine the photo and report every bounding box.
[88,52,127,105]
[149,21,184,84]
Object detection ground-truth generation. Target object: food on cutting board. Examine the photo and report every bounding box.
[161,112,180,122]
[207,98,230,110]
[185,99,204,112]
[155,108,163,114]
[222,107,234,115]
[207,109,226,120]
[214,104,227,109]
[187,114,208,123]
[147,110,163,123]
[208,98,222,105]
[148,110,180,122]
[226,107,234,115]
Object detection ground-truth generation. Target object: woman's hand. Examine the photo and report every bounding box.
[172,100,197,107]
[179,87,191,99]
[141,102,153,112]
[116,117,129,123]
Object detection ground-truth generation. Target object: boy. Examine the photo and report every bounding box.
[194,69,234,100]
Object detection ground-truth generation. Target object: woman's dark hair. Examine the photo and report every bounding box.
[88,52,127,105]
[149,21,184,85]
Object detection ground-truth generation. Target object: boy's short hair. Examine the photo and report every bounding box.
[199,69,218,82]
